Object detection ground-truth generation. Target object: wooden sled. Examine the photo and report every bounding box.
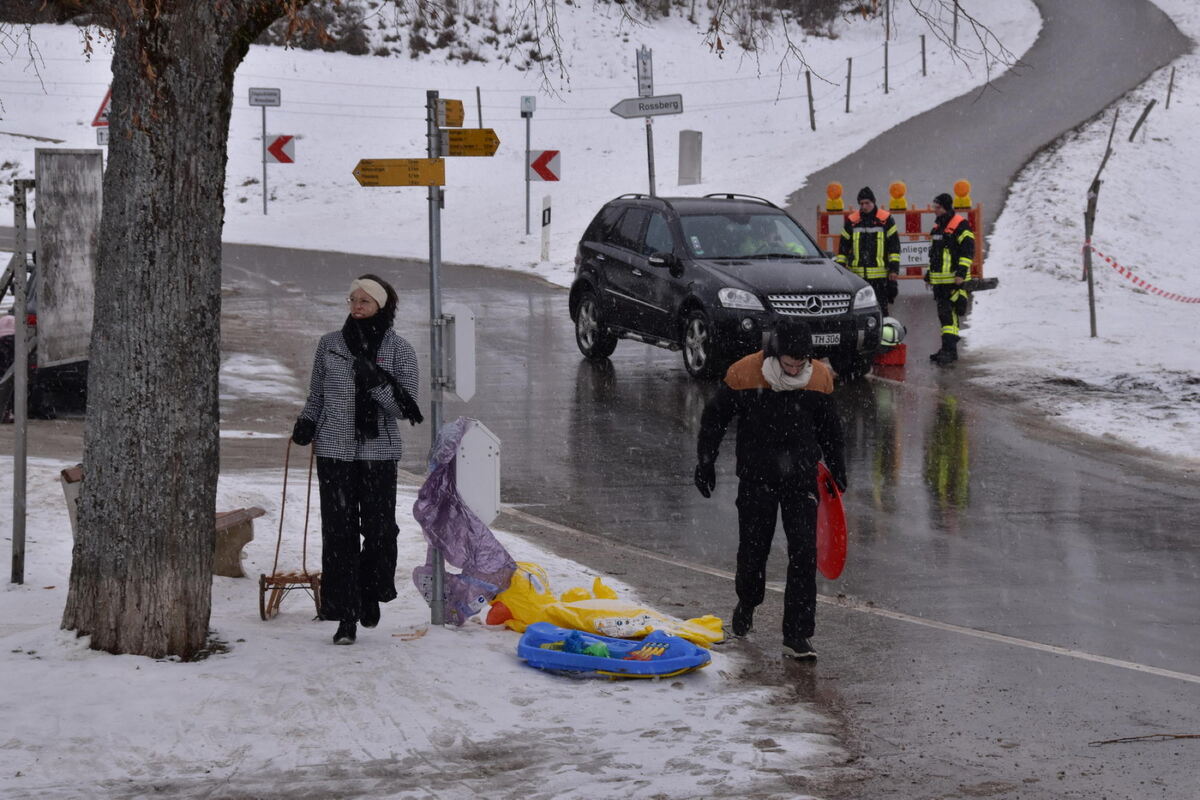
[259,440,322,621]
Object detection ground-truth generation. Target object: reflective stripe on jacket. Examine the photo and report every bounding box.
[835,209,901,280]
[927,213,974,284]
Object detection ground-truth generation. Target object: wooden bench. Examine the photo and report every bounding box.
[59,465,263,578]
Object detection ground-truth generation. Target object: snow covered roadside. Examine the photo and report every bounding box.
[964,0,1200,468]
[1,0,1038,291]
[0,458,840,799]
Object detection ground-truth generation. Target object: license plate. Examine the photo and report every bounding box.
[811,333,840,346]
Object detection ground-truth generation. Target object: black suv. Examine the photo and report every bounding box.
[570,193,883,377]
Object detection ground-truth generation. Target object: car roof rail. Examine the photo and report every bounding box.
[702,193,778,208]
[614,193,656,201]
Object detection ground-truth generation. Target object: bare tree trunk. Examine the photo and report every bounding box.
[62,2,286,659]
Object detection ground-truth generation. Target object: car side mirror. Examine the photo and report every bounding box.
[823,250,835,259]
[648,252,683,277]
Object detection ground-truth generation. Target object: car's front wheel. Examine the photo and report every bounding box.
[574,290,618,360]
[682,309,723,379]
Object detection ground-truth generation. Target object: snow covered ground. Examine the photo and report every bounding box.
[0,456,841,799]
[966,0,1200,468]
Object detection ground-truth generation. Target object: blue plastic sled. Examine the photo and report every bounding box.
[517,622,711,679]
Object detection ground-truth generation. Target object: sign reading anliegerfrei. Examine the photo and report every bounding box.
[249,88,283,214]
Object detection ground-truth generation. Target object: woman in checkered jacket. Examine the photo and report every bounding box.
[292,275,423,645]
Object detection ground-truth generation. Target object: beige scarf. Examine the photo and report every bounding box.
[761,356,812,391]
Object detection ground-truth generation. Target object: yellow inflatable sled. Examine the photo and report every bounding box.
[485,562,725,647]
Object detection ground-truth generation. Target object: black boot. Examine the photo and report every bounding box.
[361,599,381,629]
[933,334,959,366]
[333,619,357,645]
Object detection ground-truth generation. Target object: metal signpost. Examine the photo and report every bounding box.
[610,73,683,198]
[10,180,33,585]
[637,47,656,197]
[521,96,535,234]
[249,87,282,214]
[353,92,495,624]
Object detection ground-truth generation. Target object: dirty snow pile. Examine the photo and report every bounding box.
[0,458,840,799]
[0,0,1037,292]
[965,0,1200,468]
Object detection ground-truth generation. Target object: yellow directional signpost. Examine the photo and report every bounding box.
[352,157,445,187]
[437,99,465,128]
[349,93,502,630]
[439,128,500,157]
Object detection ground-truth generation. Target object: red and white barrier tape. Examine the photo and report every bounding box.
[1084,242,1200,304]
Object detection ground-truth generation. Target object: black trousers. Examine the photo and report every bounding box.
[735,478,819,640]
[932,284,968,339]
[867,277,894,316]
[316,457,399,622]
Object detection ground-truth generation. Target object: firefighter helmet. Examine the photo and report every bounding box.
[880,317,906,347]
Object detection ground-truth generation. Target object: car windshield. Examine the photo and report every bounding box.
[679,212,823,260]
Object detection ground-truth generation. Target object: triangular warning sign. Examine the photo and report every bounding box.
[92,87,111,128]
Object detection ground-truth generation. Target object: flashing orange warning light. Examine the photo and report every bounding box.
[826,182,844,212]
[953,179,972,209]
[888,181,907,211]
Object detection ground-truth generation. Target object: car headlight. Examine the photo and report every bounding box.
[718,288,765,311]
[854,285,878,309]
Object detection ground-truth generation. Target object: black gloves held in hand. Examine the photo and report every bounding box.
[292,417,316,446]
[694,461,716,498]
[393,385,424,425]
[353,356,388,388]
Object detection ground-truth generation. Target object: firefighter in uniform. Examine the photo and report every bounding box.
[835,186,901,315]
[926,193,975,365]
[692,319,847,660]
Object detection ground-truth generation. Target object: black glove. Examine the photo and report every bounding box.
[393,385,424,425]
[353,356,388,388]
[830,463,847,493]
[694,461,716,498]
[292,417,316,446]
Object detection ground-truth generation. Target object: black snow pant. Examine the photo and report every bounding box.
[735,478,819,641]
[316,457,400,623]
[867,277,895,317]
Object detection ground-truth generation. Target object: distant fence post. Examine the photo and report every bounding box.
[845,58,852,113]
[805,70,816,131]
[884,41,889,94]
[921,34,926,77]
[1128,99,1156,142]
[1166,66,1176,109]
[953,0,959,47]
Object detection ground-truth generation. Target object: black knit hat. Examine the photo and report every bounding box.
[765,318,814,359]
[933,193,954,212]
[857,186,875,203]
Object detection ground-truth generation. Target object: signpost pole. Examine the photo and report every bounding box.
[10,180,33,585]
[426,89,446,625]
[525,112,531,235]
[645,117,656,197]
[261,105,268,215]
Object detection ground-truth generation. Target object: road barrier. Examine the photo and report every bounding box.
[1085,242,1200,304]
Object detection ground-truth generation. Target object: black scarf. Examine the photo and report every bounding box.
[341,311,392,443]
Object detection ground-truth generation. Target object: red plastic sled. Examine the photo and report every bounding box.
[816,462,848,579]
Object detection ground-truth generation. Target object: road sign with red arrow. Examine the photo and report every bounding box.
[266,135,295,164]
[92,87,112,127]
[528,149,561,181]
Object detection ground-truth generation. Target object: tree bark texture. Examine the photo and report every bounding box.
[61,1,299,659]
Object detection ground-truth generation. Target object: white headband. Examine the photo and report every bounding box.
[349,278,388,310]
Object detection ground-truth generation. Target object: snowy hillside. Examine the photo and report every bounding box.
[967,0,1200,467]
[1,0,1036,292]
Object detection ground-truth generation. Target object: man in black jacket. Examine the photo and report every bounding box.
[693,319,847,659]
